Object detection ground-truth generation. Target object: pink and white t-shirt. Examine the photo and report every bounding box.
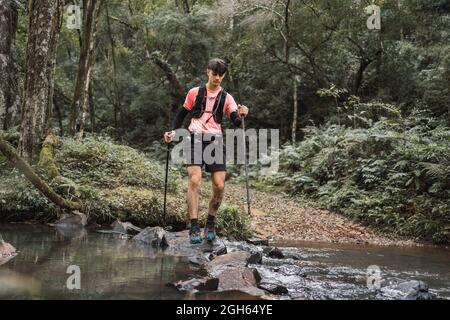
[183,86,238,134]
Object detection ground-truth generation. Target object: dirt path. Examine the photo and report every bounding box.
[198,181,416,246]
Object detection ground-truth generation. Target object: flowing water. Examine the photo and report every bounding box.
[0,224,449,300]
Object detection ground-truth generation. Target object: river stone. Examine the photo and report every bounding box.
[171,277,219,292]
[189,254,210,266]
[394,280,429,294]
[210,266,261,291]
[55,211,87,227]
[223,241,263,264]
[0,240,16,256]
[133,227,168,247]
[111,220,142,235]
[258,282,289,295]
[164,230,227,258]
[394,280,435,300]
[276,264,306,277]
[247,238,269,246]
[263,247,285,259]
[206,251,251,270]
[0,240,17,266]
[205,251,262,293]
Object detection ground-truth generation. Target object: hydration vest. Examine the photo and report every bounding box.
[191,85,228,124]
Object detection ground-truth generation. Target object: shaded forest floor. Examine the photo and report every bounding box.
[197,179,417,247]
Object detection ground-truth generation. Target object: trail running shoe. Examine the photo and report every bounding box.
[189,226,202,244]
[204,221,216,242]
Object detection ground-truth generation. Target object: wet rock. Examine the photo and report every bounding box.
[247,238,269,246]
[258,282,289,295]
[210,266,261,291]
[238,286,267,297]
[396,281,435,300]
[394,280,429,294]
[133,227,168,248]
[0,239,17,266]
[206,251,251,269]
[189,254,210,266]
[164,230,226,258]
[223,241,263,264]
[276,264,306,277]
[0,239,16,256]
[54,211,87,227]
[263,247,285,259]
[381,280,436,300]
[171,277,219,292]
[111,220,142,235]
[205,251,262,293]
[248,252,263,264]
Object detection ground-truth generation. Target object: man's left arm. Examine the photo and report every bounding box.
[227,95,248,127]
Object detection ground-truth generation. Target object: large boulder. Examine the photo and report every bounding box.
[133,226,168,247]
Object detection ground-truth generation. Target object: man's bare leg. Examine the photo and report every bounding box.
[203,171,225,240]
[187,166,202,220]
[208,171,226,217]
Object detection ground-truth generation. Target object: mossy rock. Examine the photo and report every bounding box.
[38,134,60,180]
[96,186,186,226]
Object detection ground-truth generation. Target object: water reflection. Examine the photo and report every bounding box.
[0,224,193,299]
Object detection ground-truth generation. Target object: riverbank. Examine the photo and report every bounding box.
[198,181,419,247]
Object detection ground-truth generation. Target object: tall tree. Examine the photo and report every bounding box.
[0,0,20,131]
[69,0,102,136]
[20,0,63,161]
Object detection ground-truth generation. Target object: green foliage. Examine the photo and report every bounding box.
[216,204,252,241]
[55,135,181,192]
[267,109,450,244]
[0,134,185,227]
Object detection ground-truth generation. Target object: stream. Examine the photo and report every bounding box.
[0,224,449,300]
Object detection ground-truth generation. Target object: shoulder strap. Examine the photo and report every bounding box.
[193,85,207,113]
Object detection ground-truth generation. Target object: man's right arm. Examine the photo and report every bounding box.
[171,106,189,130]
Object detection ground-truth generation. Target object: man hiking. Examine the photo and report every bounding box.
[163,58,249,244]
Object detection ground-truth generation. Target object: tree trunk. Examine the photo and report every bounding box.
[292,76,299,145]
[105,3,122,137]
[77,2,102,138]
[69,0,101,136]
[53,95,64,136]
[146,50,186,105]
[88,83,96,133]
[0,0,20,131]
[0,135,81,211]
[20,0,63,161]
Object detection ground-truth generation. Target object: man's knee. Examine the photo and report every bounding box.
[213,181,225,193]
[189,174,202,190]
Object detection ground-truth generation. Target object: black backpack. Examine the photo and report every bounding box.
[191,85,228,124]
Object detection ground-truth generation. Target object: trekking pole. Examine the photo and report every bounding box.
[162,142,171,226]
[241,116,251,216]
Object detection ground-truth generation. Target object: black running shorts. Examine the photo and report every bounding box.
[183,133,226,173]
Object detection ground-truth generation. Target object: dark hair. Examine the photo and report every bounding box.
[207,58,228,76]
